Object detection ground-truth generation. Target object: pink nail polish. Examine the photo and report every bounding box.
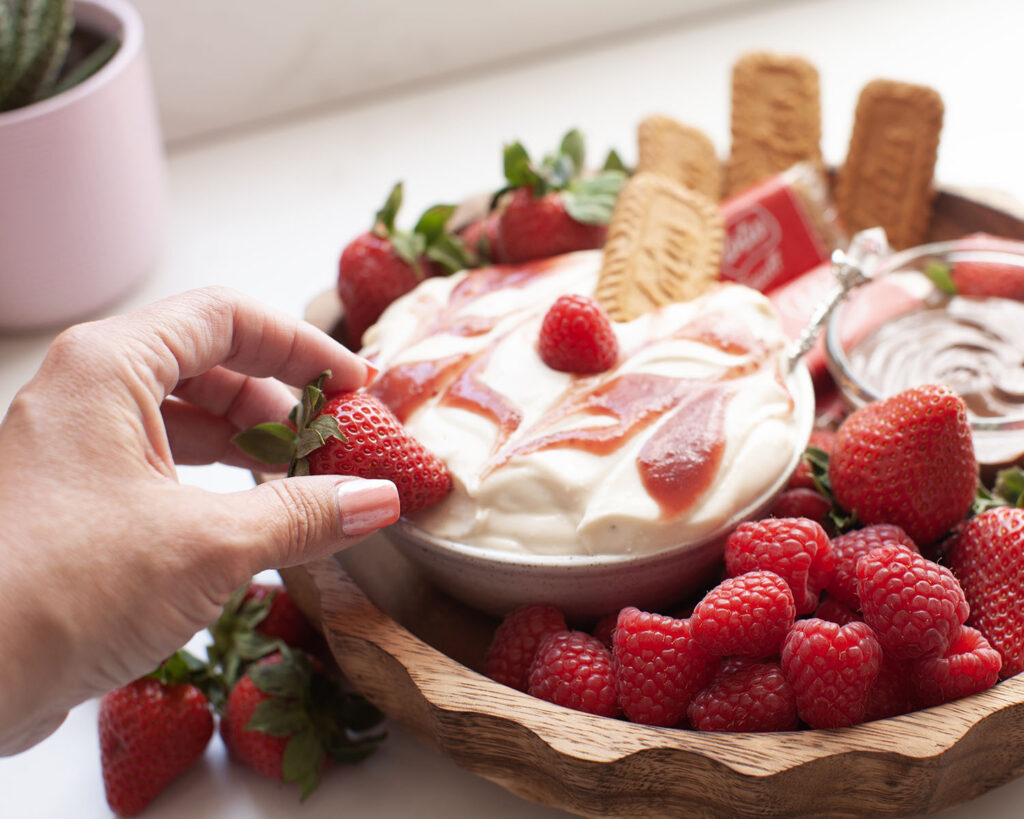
[336,479,399,537]
[361,357,379,385]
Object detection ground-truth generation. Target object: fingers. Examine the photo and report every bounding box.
[173,367,296,429]
[216,475,401,570]
[161,399,276,470]
[112,287,373,402]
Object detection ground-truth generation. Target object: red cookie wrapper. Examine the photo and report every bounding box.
[721,163,843,292]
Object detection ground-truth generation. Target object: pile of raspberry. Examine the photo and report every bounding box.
[483,517,1003,731]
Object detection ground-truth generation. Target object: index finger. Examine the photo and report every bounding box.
[113,286,373,401]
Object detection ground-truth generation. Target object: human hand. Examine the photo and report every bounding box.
[0,287,400,755]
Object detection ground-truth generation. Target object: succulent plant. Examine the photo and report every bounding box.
[0,0,119,113]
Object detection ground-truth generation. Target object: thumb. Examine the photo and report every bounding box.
[222,474,401,570]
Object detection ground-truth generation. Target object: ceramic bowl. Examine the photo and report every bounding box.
[384,362,815,620]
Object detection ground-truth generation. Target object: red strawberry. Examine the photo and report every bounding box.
[307,391,452,514]
[497,188,607,264]
[493,130,624,264]
[912,625,1002,707]
[951,260,1024,301]
[220,650,384,799]
[829,384,977,545]
[337,183,470,348]
[781,619,882,729]
[688,661,798,732]
[242,583,323,655]
[690,571,795,658]
[856,545,969,660]
[612,607,715,727]
[337,232,424,349]
[538,294,619,374]
[484,604,568,691]
[948,506,1024,678]
[527,630,619,717]
[724,517,834,615]
[99,657,214,816]
[459,211,501,264]
[826,524,919,611]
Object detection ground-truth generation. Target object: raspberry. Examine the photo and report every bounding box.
[612,607,715,727]
[827,524,919,610]
[591,611,618,649]
[769,488,832,529]
[537,294,619,374]
[484,604,567,691]
[725,517,834,615]
[781,619,882,729]
[856,545,969,660]
[691,571,795,658]
[864,657,915,722]
[527,631,619,717]
[688,662,798,732]
[813,595,860,626]
[913,625,1002,707]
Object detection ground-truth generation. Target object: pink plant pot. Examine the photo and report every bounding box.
[0,0,165,331]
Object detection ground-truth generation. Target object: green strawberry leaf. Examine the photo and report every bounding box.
[503,141,541,191]
[373,182,403,236]
[283,729,326,801]
[339,693,386,733]
[801,444,859,533]
[425,233,474,273]
[296,415,343,459]
[562,171,626,225]
[388,230,427,272]
[602,149,628,173]
[232,422,296,465]
[995,467,1024,506]
[558,128,585,176]
[250,654,308,699]
[923,260,957,295]
[413,204,456,245]
[234,630,282,662]
[246,697,310,737]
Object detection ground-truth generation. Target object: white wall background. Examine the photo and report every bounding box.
[127,0,797,144]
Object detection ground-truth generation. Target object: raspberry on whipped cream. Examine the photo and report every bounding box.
[361,249,806,557]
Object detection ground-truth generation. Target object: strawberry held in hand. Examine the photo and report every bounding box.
[234,372,452,515]
[829,384,977,545]
[337,183,472,349]
[99,652,214,816]
[494,129,626,264]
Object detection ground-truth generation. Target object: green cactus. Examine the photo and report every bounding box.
[0,0,119,113]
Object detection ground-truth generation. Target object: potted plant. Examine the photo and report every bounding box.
[0,0,165,331]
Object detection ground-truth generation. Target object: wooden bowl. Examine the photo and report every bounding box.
[278,185,1024,818]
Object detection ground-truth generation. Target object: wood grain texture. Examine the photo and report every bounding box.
[278,186,1024,817]
[285,551,1024,819]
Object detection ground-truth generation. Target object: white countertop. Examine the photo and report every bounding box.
[4,0,1024,815]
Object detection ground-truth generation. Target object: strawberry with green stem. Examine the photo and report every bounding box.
[492,129,626,264]
[99,650,219,816]
[233,371,452,514]
[337,182,474,348]
[220,647,386,799]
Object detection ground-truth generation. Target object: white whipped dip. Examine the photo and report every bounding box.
[362,250,804,556]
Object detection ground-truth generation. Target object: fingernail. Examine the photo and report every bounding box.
[336,479,400,537]
[361,357,379,386]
